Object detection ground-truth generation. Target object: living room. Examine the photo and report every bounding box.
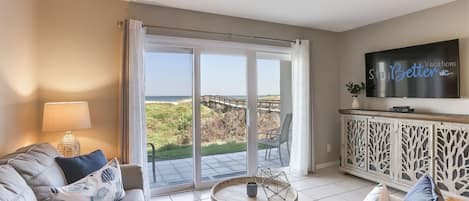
[0,0,467,201]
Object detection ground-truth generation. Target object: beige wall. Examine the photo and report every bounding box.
[0,0,39,156]
[36,0,128,158]
[129,4,342,165]
[4,0,465,166]
[0,0,342,164]
[339,0,469,114]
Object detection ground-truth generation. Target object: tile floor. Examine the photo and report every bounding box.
[151,166,406,201]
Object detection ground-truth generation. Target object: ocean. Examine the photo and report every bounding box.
[145,95,277,102]
[145,96,191,102]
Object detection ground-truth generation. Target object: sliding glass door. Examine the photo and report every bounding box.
[144,49,194,191]
[144,36,293,194]
[200,54,248,182]
[256,55,292,169]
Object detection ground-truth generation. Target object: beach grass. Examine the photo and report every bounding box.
[145,97,279,161]
[148,142,268,161]
[145,101,247,161]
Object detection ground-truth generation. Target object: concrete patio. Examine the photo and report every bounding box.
[148,147,289,188]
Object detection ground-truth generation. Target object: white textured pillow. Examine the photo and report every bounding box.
[364,184,390,201]
[49,158,125,201]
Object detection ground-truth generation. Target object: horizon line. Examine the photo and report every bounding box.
[145,94,280,96]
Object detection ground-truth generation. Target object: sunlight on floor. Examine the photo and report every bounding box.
[151,166,407,201]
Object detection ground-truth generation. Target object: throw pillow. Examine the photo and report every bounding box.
[55,150,107,184]
[403,174,444,201]
[363,183,390,201]
[49,158,126,201]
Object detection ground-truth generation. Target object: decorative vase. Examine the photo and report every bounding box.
[351,96,360,109]
[246,182,258,197]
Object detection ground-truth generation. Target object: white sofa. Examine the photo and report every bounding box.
[0,143,145,201]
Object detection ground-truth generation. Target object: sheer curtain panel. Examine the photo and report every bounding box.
[119,19,149,199]
[289,40,312,176]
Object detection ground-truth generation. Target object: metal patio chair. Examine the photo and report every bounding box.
[258,113,292,166]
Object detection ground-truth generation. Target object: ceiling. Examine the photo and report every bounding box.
[130,0,456,32]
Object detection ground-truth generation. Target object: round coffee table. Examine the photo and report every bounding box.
[210,176,298,201]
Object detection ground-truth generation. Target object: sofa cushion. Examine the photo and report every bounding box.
[55,149,107,184]
[121,189,144,201]
[49,158,126,201]
[0,143,67,201]
[0,165,37,201]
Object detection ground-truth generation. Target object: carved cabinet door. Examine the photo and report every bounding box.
[367,117,394,179]
[342,115,368,171]
[397,120,434,186]
[435,123,469,198]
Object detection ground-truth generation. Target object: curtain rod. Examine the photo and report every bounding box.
[142,24,297,44]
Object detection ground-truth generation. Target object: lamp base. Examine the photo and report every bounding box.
[58,131,80,157]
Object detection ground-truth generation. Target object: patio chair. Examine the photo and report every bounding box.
[258,113,292,166]
[148,143,157,183]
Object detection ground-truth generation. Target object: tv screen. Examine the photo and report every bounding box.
[365,39,460,98]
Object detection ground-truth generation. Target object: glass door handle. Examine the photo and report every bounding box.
[246,108,250,127]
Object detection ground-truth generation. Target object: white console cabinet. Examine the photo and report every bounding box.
[339,109,469,199]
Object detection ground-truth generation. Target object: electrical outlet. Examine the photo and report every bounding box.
[327,144,332,153]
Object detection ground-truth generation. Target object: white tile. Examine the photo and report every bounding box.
[390,190,406,200]
[153,166,408,201]
[291,178,335,191]
[170,190,206,201]
[300,178,373,200]
[297,191,316,201]
[318,195,349,201]
[197,189,211,200]
[151,195,172,201]
[339,185,375,201]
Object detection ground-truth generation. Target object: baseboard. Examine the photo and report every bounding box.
[315,160,339,169]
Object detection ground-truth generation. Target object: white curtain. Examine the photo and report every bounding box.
[121,19,150,199]
[289,40,312,175]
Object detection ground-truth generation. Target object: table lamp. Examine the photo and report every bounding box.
[42,101,91,157]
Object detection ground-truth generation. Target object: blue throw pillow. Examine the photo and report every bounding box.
[55,150,107,184]
[404,175,444,201]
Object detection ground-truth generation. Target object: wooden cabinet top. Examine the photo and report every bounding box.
[339,109,469,124]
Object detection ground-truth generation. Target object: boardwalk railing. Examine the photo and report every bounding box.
[201,95,280,112]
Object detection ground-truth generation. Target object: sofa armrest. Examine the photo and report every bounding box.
[120,164,144,191]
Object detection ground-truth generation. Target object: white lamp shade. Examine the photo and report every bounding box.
[42,101,91,132]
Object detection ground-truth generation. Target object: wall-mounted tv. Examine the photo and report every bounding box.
[365,39,460,98]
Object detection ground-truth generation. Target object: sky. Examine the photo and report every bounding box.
[144,52,281,96]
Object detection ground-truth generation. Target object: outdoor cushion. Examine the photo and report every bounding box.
[55,149,107,184]
[0,165,37,201]
[1,143,67,201]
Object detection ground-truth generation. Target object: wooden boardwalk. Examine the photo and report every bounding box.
[201,95,280,112]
